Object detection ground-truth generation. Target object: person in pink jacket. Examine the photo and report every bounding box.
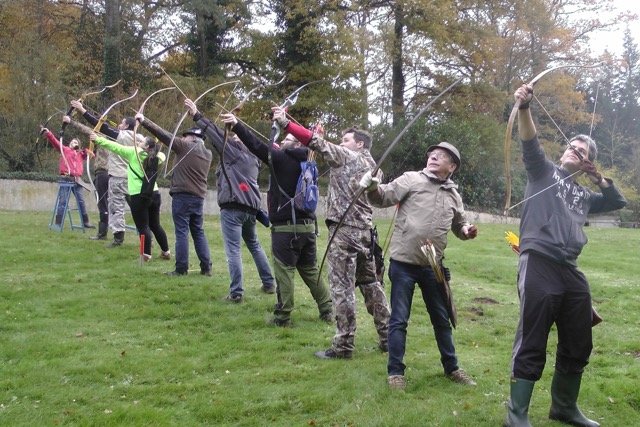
[40,126,94,229]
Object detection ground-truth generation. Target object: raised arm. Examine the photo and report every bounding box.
[515,84,536,142]
[135,113,173,145]
[220,113,269,163]
[184,98,226,153]
[71,99,119,140]
[62,115,102,138]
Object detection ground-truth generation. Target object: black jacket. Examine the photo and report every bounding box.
[232,121,316,225]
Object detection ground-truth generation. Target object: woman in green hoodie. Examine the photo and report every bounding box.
[89,132,170,261]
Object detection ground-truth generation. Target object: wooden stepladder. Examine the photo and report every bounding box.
[49,179,85,232]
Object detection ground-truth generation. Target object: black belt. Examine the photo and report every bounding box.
[272,218,315,226]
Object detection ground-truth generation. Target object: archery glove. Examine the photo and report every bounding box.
[359,171,379,191]
[517,85,534,110]
[580,159,603,184]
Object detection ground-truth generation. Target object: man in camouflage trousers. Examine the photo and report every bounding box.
[273,107,390,359]
[70,100,137,248]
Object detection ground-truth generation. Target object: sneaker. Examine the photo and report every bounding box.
[165,270,187,276]
[89,234,107,241]
[224,294,243,303]
[160,250,171,260]
[314,348,352,360]
[319,311,333,323]
[447,369,477,386]
[387,375,406,390]
[261,285,276,294]
[142,254,152,262]
[200,269,212,277]
[267,317,292,327]
[378,342,388,353]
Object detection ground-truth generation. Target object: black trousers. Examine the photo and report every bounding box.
[127,191,169,255]
[511,251,593,381]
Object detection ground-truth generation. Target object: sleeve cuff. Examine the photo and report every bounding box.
[284,121,313,145]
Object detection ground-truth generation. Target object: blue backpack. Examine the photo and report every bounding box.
[268,149,319,230]
[293,153,319,213]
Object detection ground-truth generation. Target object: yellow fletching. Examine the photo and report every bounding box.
[505,231,520,246]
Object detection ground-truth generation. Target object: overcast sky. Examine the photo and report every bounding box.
[588,1,639,54]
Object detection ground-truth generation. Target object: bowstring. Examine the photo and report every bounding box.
[589,83,600,137]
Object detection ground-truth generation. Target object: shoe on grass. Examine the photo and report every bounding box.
[387,375,406,390]
[224,294,243,303]
[261,285,276,294]
[164,270,187,276]
[447,369,476,386]
[267,317,291,327]
[319,311,333,323]
[314,348,352,360]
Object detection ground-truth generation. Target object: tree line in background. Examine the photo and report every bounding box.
[0,0,638,221]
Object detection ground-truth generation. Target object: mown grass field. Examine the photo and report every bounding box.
[0,210,638,426]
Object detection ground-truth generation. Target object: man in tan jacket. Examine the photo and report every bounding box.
[359,142,478,390]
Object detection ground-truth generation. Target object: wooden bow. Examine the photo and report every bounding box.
[61,79,122,142]
[73,80,122,199]
[86,89,138,198]
[502,63,602,214]
[163,80,240,177]
[35,110,64,171]
[132,87,176,180]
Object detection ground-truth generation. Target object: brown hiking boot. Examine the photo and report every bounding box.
[387,375,406,390]
[447,369,477,386]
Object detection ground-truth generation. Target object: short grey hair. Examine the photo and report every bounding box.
[570,134,597,161]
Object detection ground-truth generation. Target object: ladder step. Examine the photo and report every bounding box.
[49,179,85,232]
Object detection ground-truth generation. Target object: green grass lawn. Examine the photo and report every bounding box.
[0,211,638,426]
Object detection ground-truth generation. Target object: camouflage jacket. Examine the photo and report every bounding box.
[309,135,381,230]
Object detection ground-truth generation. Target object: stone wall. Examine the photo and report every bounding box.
[0,179,398,218]
[0,179,619,227]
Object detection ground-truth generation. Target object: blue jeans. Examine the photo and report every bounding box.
[220,208,274,296]
[56,179,89,220]
[387,259,458,376]
[172,193,211,274]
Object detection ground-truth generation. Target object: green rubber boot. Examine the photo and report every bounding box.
[549,371,600,427]
[504,378,534,427]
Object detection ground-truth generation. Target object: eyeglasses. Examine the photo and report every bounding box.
[566,144,587,161]
[429,150,452,161]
